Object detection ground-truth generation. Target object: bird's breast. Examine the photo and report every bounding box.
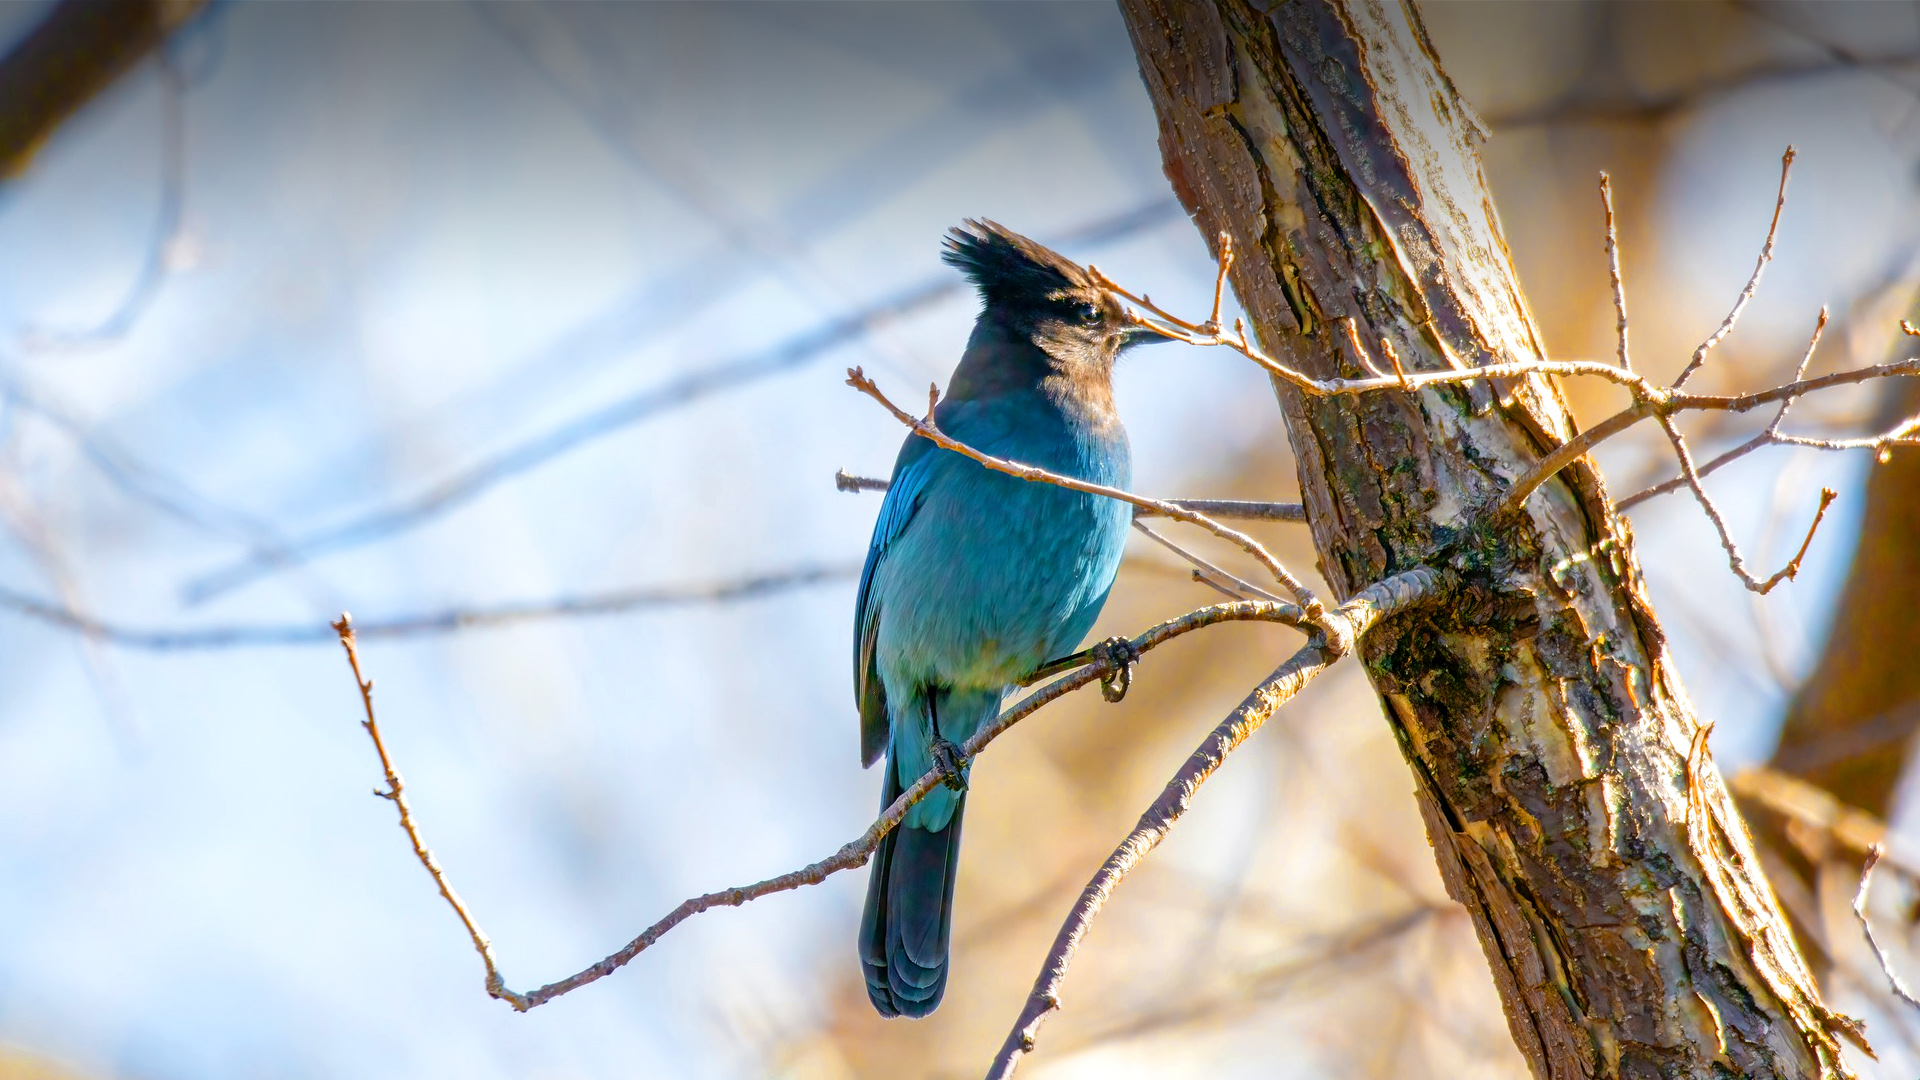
[873,406,1130,690]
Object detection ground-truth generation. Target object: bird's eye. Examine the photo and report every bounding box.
[1071,302,1100,325]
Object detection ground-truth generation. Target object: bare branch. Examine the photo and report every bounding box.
[1130,518,1281,602]
[1482,55,1920,130]
[846,367,1322,612]
[1101,273,1916,414]
[338,594,1310,1011]
[1,563,857,649]
[1498,401,1656,519]
[1379,335,1411,390]
[986,566,1449,1079]
[332,614,516,1006]
[1620,411,1920,510]
[1090,166,1915,603]
[1853,845,1920,1013]
[1616,308,1920,509]
[1660,410,1838,594]
[1053,904,1444,1055]
[1599,172,1631,372]
[833,469,889,494]
[834,469,1306,522]
[1672,146,1795,389]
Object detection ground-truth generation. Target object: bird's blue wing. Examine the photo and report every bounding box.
[855,435,938,767]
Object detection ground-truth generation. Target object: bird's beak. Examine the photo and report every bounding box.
[1120,325,1176,350]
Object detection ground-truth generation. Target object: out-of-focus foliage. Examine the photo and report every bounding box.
[0,3,1914,1079]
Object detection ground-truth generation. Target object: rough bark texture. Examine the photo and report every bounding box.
[1118,0,1859,1076]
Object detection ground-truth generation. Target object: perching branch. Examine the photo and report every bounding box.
[335,591,1313,1012]
[987,565,1450,1079]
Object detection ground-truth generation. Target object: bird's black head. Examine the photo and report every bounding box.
[942,220,1167,376]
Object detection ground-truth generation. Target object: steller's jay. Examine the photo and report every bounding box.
[854,220,1167,1017]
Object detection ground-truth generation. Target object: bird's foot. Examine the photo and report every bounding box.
[1092,636,1140,703]
[930,736,969,793]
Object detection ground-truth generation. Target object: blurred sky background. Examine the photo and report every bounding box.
[0,2,1916,1079]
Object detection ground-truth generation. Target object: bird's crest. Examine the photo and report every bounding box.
[942,220,1094,307]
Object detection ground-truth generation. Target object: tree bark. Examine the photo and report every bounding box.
[1118,1,1861,1076]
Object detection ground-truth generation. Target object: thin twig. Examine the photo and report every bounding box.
[1620,412,1920,510]
[1206,229,1233,331]
[1042,904,1444,1058]
[985,566,1449,1079]
[338,596,1307,1012]
[1097,273,1917,411]
[834,470,1306,523]
[845,368,1322,613]
[1341,318,1390,380]
[332,614,519,1007]
[1599,172,1632,372]
[834,469,889,494]
[1660,413,1837,594]
[1379,336,1411,390]
[1616,307,1906,510]
[1672,146,1795,388]
[1082,154,1918,570]
[1130,518,1283,603]
[1186,569,1251,602]
[1853,845,1920,1013]
[1770,306,1831,435]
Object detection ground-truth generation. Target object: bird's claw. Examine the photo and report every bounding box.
[1092,636,1140,703]
[931,736,968,793]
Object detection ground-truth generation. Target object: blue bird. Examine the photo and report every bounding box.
[854,221,1166,1017]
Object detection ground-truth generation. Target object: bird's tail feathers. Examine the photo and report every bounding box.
[859,762,964,1018]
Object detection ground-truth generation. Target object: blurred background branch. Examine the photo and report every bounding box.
[1,2,1919,1079]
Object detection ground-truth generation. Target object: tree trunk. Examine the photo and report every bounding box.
[1117,0,1861,1076]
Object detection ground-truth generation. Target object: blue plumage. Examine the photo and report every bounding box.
[854,221,1164,1017]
